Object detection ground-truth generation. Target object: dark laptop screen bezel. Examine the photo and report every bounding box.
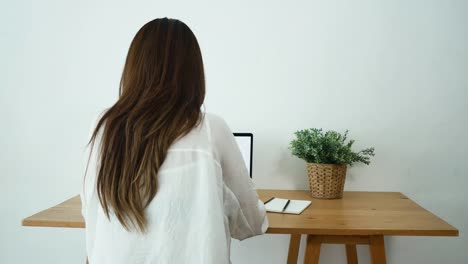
[233,133,253,178]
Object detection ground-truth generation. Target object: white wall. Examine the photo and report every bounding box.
[2,0,467,263]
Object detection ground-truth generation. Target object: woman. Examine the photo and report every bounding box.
[80,18,268,264]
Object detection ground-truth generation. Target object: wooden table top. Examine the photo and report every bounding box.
[22,190,458,236]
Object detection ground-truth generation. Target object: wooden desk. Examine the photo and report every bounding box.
[23,190,458,264]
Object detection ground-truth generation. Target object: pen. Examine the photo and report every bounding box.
[264,197,275,205]
[282,199,290,212]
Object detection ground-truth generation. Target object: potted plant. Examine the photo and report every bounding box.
[289,128,375,199]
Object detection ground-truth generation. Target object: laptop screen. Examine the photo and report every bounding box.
[233,133,253,178]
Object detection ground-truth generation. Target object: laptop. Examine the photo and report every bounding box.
[233,133,253,178]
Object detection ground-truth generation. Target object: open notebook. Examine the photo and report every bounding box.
[264,198,312,215]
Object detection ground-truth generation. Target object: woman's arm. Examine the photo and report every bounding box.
[209,114,268,240]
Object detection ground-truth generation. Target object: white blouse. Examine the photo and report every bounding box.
[80,113,268,264]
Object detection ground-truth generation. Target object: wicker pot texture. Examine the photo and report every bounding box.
[307,163,347,199]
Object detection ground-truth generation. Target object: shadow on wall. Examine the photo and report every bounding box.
[271,140,309,190]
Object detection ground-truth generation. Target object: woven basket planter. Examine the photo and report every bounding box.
[307,163,347,199]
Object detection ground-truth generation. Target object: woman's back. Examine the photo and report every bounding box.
[81,113,267,264]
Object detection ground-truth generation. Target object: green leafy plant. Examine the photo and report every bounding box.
[289,128,375,165]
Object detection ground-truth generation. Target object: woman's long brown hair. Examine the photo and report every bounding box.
[86,18,205,232]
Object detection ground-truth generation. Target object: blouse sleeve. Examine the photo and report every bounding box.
[209,114,268,240]
[80,111,104,219]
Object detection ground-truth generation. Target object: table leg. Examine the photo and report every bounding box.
[287,234,301,264]
[345,244,358,264]
[304,235,322,264]
[369,235,386,264]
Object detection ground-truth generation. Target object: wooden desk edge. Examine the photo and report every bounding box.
[21,219,458,236]
[266,228,459,237]
[22,218,85,228]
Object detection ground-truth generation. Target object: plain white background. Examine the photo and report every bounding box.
[1,0,467,263]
